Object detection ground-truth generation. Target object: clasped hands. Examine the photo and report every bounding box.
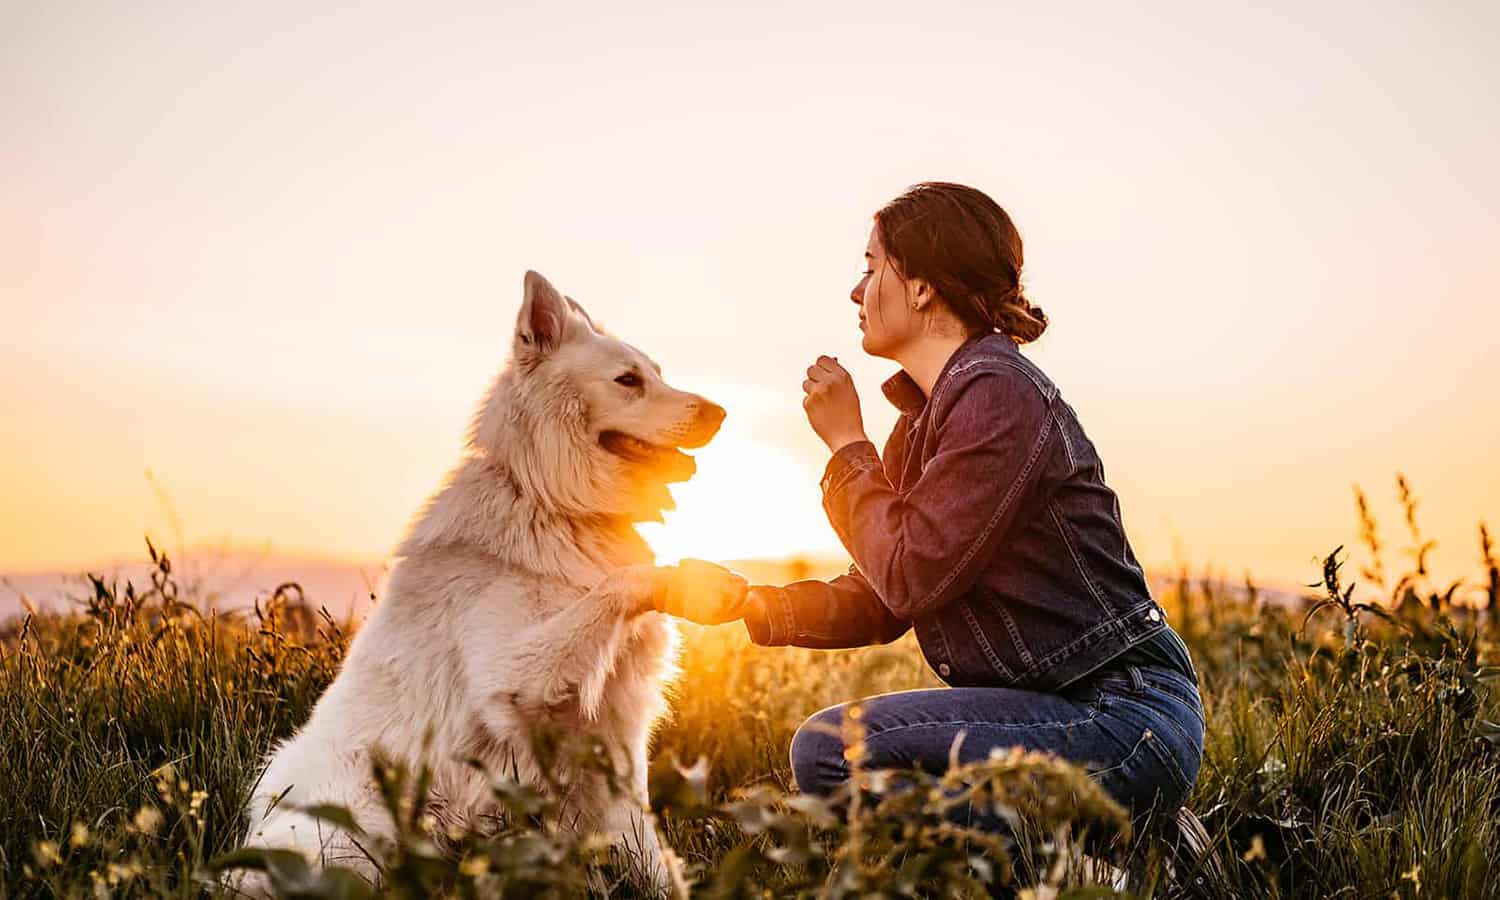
[645,558,762,626]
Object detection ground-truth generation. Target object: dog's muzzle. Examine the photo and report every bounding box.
[599,400,725,483]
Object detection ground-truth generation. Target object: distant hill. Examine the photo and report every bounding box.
[1,550,1307,625]
[0,548,387,622]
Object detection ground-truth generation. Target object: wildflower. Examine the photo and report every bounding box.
[459,854,490,877]
[70,822,90,848]
[132,805,164,836]
[1242,834,1266,862]
[34,841,63,867]
[152,763,177,800]
[106,860,143,884]
[1402,862,1421,893]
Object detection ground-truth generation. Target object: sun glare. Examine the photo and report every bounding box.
[637,437,837,565]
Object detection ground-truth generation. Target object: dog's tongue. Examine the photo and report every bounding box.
[600,430,698,482]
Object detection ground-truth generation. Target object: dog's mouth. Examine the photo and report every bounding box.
[599,431,698,482]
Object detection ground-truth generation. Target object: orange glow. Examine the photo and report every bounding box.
[640,437,833,565]
[3,3,1498,589]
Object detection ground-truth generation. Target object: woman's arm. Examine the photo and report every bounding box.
[741,564,910,648]
[815,362,1056,622]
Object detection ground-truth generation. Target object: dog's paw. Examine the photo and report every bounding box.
[653,559,749,626]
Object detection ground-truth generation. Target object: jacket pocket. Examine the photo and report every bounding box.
[958,598,1015,682]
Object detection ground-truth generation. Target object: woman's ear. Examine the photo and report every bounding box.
[910,278,935,312]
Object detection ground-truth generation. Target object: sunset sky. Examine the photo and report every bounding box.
[3,1,1497,591]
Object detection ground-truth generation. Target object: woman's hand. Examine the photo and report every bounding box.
[802,355,868,453]
[651,558,750,625]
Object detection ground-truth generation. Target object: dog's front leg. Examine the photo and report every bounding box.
[477,565,661,722]
[602,793,679,899]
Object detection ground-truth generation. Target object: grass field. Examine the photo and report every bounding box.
[5,482,1499,898]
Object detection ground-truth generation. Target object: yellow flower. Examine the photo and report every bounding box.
[133,805,164,836]
[1401,862,1422,893]
[459,855,490,877]
[34,841,62,867]
[1241,834,1267,862]
[106,861,143,884]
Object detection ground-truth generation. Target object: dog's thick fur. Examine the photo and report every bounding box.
[235,271,725,895]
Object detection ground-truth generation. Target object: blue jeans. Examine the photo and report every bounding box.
[789,661,1204,839]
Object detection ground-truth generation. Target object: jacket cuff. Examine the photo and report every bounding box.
[742,586,795,646]
[820,440,880,497]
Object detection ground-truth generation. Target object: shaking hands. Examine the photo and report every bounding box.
[649,558,750,625]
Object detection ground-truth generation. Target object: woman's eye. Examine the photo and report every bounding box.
[615,372,643,388]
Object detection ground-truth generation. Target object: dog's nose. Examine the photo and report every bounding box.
[699,400,726,431]
[679,397,726,449]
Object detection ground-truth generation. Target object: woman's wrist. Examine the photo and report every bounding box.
[825,432,870,455]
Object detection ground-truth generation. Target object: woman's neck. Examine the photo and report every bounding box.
[896,332,972,397]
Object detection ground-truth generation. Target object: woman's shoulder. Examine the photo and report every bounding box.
[936,335,1058,409]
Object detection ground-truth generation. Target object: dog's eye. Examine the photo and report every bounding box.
[614,372,643,388]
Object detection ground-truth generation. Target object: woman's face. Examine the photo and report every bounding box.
[851,223,917,359]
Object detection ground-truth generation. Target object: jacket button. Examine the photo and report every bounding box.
[1147,608,1161,622]
[938,663,951,677]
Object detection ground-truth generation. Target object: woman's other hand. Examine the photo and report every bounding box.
[802,355,868,453]
[653,558,750,625]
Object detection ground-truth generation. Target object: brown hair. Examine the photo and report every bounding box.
[874,182,1048,344]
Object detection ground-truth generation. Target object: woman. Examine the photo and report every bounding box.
[699,182,1205,842]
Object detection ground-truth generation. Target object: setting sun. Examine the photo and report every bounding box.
[638,436,836,565]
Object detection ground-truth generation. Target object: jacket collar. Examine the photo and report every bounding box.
[880,332,1017,416]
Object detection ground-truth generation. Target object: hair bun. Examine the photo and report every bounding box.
[990,290,1047,344]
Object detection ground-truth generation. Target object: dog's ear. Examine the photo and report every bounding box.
[564,295,599,334]
[516,270,572,355]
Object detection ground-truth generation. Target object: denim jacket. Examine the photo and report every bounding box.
[743,333,1170,692]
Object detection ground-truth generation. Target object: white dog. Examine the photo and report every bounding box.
[234,271,736,896]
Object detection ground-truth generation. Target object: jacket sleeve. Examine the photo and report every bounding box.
[818,365,1056,621]
[742,564,911,648]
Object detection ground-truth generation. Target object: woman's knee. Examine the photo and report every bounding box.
[789,705,847,795]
